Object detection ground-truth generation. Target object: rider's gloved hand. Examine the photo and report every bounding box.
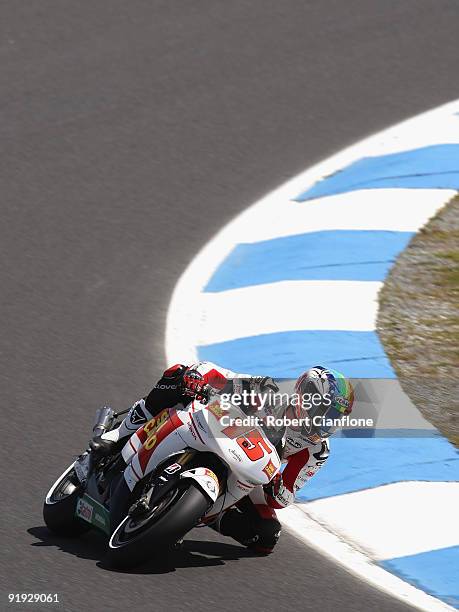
[181,369,206,398]
[263,473,282,500]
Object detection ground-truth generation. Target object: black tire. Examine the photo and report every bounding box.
[43,466,90,537]
[107,481,210,568]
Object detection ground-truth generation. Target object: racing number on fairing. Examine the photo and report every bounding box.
[236,429,272,461]
[143,410,168,451]
[144,434,157,450]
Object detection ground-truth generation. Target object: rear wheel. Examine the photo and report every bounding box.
[43,465,90,537]
[107,480,210,568]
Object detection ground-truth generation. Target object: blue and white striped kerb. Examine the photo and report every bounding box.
[166,101,459,608]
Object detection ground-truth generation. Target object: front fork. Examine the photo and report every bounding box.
[109,451,227,534]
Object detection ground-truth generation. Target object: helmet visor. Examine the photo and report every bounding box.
[302,399,348,438]
[312,404,346,437]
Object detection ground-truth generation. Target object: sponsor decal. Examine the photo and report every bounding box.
[275,492,290,506]
[262,459,276,480]
[189,416,205,444]
[195,416,206,431]
[165,462,182,474]
[187,422,197,440]
[94,512,107,527]
[207,400,226,421]
[335,395,351,411]
[296,475,307,488]
[155,383,178,390]
[229,448,243,462]
[203,468,219,488]
[75,495,110,534]
[76,498,93,523]
[236,480,253,493]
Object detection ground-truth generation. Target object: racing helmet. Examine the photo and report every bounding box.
[291,366,354,441]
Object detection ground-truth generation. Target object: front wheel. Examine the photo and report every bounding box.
[107,481,210,568]
[43,464,90,537]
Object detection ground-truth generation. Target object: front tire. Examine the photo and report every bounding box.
[107,481,210,568]
[43,465,90,537]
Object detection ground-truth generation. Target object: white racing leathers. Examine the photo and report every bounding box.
[102,361,330,551]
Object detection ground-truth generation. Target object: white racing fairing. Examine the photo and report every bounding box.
[120,397,281,518]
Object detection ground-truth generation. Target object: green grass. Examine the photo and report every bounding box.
[436,250,459,263]
[377,194,459,447]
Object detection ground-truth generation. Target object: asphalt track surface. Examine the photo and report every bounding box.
[2,2,459,611]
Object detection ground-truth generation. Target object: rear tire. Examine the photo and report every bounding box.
[43,465,90,537]
[107,481,210,568]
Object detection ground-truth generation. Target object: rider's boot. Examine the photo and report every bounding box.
[89,436,117,460]
[210,503,280,555]
[89,432,132,459]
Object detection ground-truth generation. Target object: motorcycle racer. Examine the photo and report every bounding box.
[92,361,354,555]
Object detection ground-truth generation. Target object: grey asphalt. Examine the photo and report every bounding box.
[1,1,459,611]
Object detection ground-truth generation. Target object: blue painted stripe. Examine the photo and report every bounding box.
[297,144,459,201]
[295,433,459,501]
[205,230,413,292]
[380,546,459,609]
[198,330,395,378]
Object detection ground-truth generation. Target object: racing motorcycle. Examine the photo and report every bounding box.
[43,392,283,568]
